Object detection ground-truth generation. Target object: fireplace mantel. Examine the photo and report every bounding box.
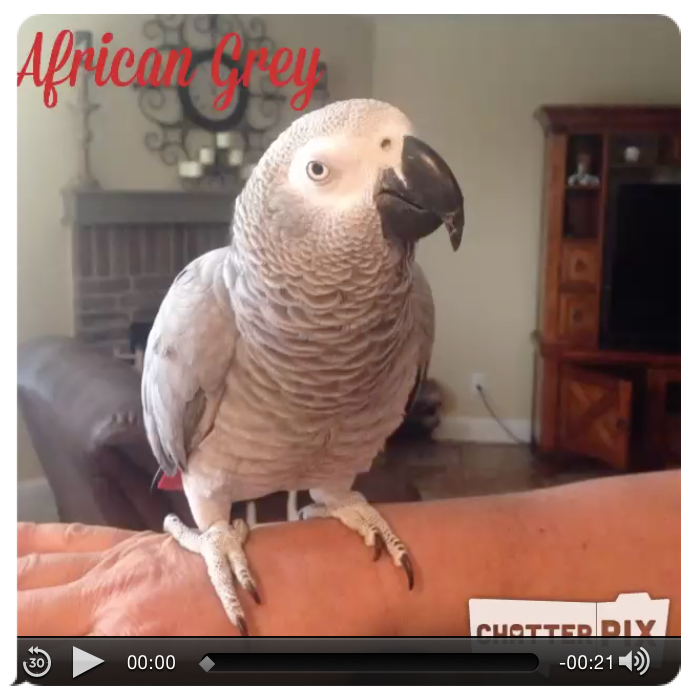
[67,189,238,227]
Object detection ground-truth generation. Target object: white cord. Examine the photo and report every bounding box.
[287,490,298,521]
[245,501,257,527]
[477,385,529,446]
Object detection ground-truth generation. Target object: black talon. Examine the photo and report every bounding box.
[400,554,415,591]
[236,617,249,637]
[246,584,261,605]
[372,532,385,561]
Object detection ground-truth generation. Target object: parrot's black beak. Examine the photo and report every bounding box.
[376,135,464,251]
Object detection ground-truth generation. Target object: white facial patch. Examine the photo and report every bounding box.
[287,119,411,212]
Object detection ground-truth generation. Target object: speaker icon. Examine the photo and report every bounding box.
[619,647,651,676]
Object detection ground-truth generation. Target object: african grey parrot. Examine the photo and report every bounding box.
[141,99,464,634]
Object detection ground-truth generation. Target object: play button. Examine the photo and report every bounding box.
[73,646,104,678]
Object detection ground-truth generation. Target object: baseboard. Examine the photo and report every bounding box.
[434,416,531,444]
[17,477,59,523]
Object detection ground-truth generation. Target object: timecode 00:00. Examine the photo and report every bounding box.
[127,655,176,670]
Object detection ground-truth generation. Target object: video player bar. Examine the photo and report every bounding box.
[16,637,680,686]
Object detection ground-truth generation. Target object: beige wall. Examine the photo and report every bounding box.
[17,14,374,480]
[371,15,680,423]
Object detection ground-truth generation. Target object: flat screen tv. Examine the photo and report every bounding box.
[600,182,680,354]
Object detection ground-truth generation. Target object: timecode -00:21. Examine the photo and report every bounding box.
[562,655,614,670]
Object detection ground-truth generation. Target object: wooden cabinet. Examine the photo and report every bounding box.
[558,366,632,470]
[646,367,681,469]
[557,293,598,344]
[533,106,680,471]
[561,242,599,287]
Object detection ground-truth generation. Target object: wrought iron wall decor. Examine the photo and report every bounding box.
[133,14,329,190]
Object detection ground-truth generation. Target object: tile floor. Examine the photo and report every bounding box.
[383,440,621,501]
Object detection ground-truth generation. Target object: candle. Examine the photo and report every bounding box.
[178,161,202,178]
[228,149,244,166]
[216,132,232,149]
[199,147,215,165]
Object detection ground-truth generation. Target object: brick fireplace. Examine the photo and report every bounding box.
[69,189,237,359]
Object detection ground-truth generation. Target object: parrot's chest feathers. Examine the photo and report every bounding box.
[233,286,414,415]
[231,260,415,397]
[194,266,419,495]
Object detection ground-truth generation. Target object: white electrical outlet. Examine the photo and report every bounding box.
[471,373,486,396]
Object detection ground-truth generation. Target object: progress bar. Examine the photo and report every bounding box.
[201,652,539,672]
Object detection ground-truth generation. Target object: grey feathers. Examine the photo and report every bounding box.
[141,247,237,476]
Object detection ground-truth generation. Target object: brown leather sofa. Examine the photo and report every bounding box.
[17,336,421,532]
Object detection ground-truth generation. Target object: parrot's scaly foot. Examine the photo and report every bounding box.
[163,514,259,635]
[299,492,414,590]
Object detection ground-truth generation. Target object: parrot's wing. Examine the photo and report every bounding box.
[141,248,237,477]
[406,261,436,414]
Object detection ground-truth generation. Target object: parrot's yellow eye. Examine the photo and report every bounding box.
[306,161,330,182]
